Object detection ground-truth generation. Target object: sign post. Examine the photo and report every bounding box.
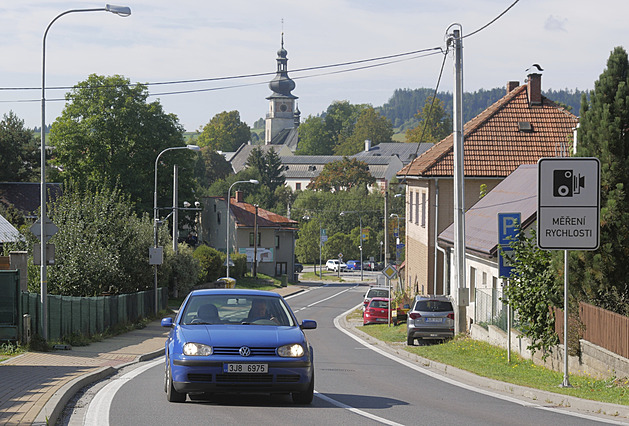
[538,157,600,388]
[498,212,521,364]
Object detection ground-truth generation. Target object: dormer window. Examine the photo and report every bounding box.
[518,121,533,132]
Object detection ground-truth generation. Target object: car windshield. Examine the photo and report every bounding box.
[180,295,295,326]
[367,289,389,298]
[414,300,453,312]
[369,300,389,309]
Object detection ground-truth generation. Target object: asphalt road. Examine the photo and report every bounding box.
[69,283,616,425]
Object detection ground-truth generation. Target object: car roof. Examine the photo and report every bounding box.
[414,295,451,301]
[371,297,390,301]
[188,289,281,298]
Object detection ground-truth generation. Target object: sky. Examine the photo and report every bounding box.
[1,0,628,132]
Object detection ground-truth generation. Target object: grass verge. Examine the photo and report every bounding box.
[357,314,629,407]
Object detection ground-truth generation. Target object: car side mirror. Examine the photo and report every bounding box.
[300,319,317,330]
[161,317,174,327]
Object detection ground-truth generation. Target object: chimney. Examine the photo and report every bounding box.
[526,66,543,106]
[365,139,371,152]
[507,81,519,94]
[235,190,244,203]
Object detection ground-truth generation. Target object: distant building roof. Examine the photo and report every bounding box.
[352,142,432,165]
[229,144,294,173]
[438,164,537,257]
[0,183,63,218]
[269,128,299,151]
[397,77,578,179]
[212,196,298,229]
[0,213,21,243]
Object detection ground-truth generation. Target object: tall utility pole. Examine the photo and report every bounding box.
[450,25,468,335]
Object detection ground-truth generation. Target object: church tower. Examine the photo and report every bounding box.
[265,34,299,145]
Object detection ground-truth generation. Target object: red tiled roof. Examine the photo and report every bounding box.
[397,84,579,178]
[224,197,298,229]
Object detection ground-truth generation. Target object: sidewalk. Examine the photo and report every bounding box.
[0,285,308,426]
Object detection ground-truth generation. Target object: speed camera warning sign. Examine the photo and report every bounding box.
[537,157,600,250]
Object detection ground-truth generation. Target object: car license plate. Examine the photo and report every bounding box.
[224,363,268,373]
[426,318,443,323]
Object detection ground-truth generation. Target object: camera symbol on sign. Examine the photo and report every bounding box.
[553,169,585,197]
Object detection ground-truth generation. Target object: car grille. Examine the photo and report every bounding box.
[216,374,273,383]
[276,374,300,383]
[188,373,213,382]
[212,346,277,356]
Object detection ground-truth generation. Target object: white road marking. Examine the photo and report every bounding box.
[314,391,404,426]
[85,358,163,425]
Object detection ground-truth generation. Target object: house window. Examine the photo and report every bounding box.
[415,192,420,225]
[469,267,476,303]
[421,192,426,227]
[275,235,280,249]
[482,272,487,288]
[296,182,301,190]
[217,212,221,225]
[409,192,413,225]
[249,232,261,247]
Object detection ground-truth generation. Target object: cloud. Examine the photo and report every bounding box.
[544,15,568,32]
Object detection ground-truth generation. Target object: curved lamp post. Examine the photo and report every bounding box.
[226,179,259,279]
[39,4,131,340]
[153,145,200,313]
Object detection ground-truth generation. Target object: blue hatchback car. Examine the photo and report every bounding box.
[161,289,317,404]
[346,260,362,270]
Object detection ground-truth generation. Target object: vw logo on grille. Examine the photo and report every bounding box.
[239,346,251,357]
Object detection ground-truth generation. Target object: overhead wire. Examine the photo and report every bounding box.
[0,0,518,107]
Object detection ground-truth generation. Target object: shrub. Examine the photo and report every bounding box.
[193,245,225,283]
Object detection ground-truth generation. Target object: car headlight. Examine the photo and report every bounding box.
[183,342,213,356]
[277,343,305,358]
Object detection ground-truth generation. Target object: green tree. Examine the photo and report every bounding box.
[308,157,375,191]
[296,115,332,155]
[504,228,562,358]
[42,185,199,297]
[0,111,38,182]
[405,96,452,143]
[194,147,233,189]
[49,74,193,215]
[334,106,393,155]
[197,110,250,152]
[573,46,629,313]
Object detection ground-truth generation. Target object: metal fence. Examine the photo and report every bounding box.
[20,288,168,342]
[474,287,508,332]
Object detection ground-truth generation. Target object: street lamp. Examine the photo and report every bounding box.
[226,179,259,279]
[39,4,131,340]
[390,213,400,266]
[153,145,200,313]
[340,211,364,281]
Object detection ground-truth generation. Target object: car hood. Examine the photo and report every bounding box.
[178,324,306,347]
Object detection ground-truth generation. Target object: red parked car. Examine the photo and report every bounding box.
[363,297,394,325]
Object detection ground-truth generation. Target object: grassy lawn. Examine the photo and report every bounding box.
[357,314,629,407]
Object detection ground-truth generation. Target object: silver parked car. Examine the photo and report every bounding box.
[406,295,454,345]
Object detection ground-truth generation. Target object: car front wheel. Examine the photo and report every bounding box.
[166,359,187,403]
[292,373,314,404]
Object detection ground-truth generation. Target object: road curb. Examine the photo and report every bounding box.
[34,349,165,425]
[339,314,629,422]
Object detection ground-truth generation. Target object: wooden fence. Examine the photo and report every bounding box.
[555,302,629,360]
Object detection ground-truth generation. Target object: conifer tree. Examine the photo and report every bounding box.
[573,46,629,313]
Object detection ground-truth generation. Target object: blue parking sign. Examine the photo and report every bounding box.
[498,212,521,278]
